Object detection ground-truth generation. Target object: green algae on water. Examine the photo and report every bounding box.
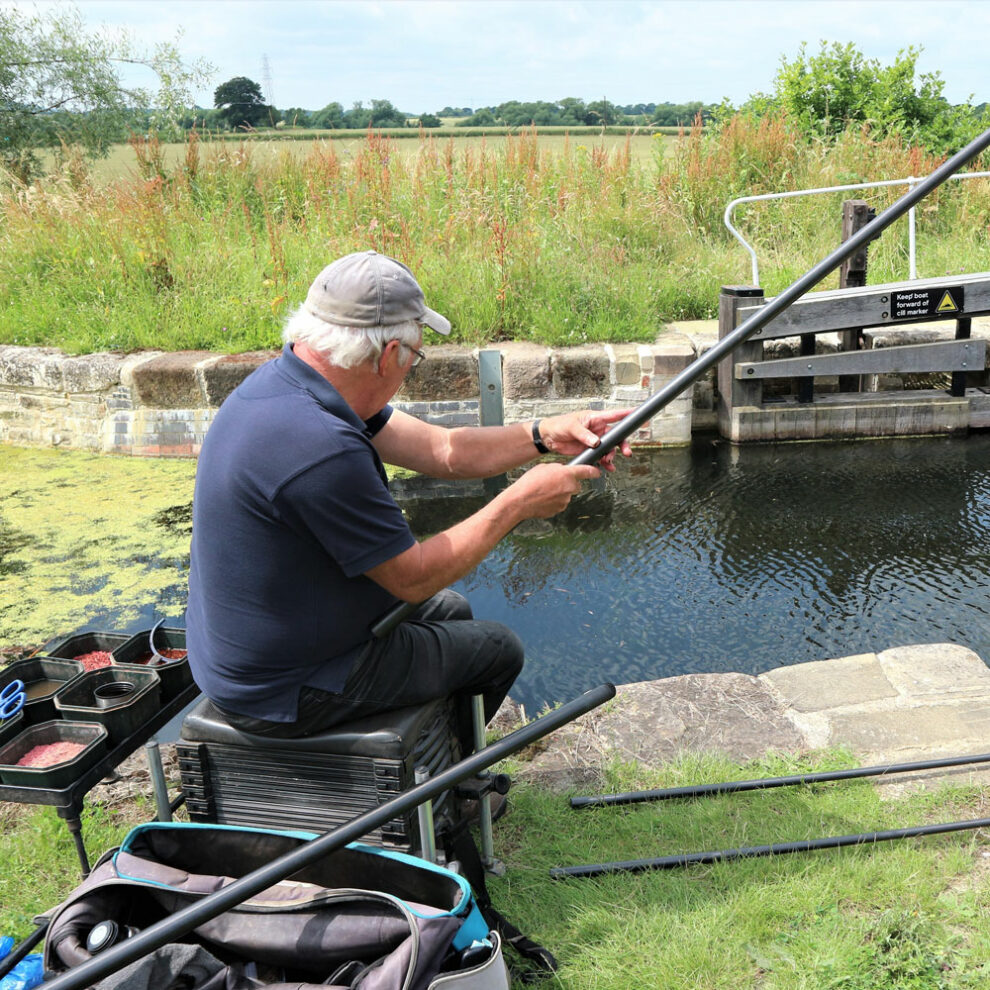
[0,445,197,653]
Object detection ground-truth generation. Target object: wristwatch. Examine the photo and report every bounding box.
[531,420,550,454]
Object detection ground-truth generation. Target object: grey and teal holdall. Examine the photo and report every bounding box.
[43,822,511,989]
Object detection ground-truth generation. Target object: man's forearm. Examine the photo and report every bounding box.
[441,420,541,479]
[364,461,600,602]
[366,485,526,601]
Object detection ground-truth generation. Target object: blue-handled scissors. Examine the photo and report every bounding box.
[0,679,26,720]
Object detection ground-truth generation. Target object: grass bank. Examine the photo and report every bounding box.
[2,119,988,355]
[493,752,990,988]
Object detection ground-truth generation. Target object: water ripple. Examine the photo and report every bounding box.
[446,435,990,712]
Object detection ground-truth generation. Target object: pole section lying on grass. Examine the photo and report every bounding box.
[372,126,990,639]
[550,817,990,879]
[42,682,616,990]
[569,750,990,808]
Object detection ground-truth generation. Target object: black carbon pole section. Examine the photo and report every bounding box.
[42,682,616,990]
[570,750,990,808]
[549,817,990,879]
[372,126,990,637]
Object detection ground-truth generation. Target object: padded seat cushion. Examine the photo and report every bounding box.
[180,696,451,760]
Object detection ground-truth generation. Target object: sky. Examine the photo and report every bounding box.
[11,0,990,113]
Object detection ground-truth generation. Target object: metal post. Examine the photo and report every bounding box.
[478,348,508,496]
[837,199,875,393]
[478,349,504,427]
[42,683,616,990]
[952,316,973,397]
[145,740,172,822]
[908,179,918,280]
[472,694,496,869]
[414,766,437,863]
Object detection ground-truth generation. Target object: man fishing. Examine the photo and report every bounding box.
[185,250,631,753]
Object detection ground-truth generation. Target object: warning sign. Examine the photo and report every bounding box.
[889,285,964,321]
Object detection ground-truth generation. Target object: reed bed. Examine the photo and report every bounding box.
[1,120,988,354]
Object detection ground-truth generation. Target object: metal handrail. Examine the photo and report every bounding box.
[725,171,990,287]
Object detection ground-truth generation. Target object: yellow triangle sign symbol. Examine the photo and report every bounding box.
[936,290,958,313]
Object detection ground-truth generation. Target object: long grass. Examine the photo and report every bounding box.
[2,119,989,355]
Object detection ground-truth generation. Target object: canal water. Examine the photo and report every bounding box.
[394,434,990,714]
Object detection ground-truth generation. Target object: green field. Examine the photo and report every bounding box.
[64,129,677,183]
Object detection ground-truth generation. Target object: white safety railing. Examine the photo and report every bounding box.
[724,171,990,287]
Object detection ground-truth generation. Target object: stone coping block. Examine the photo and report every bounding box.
[0,346,129,392]
[397,344,478,401]
[60,352,125,392]
[508,642,990,791]
[500,342,551,400]
[650,333,696,376]
[607,344,643,386]
[551,344,609,398]
[129,351,217,409]
[0,345,71,389]
[203,351,278,407]
[878,643,990,698]
[760,652,896,712]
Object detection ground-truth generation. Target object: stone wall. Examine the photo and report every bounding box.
[0,337,712,457]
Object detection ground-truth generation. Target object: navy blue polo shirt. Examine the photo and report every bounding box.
[185,343,415,721]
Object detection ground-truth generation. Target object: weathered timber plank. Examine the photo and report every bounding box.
[738,272,990,339]
[735,339,986,379]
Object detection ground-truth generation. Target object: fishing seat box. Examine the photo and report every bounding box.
[176,696,463,853]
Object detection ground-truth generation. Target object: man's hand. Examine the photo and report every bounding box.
[538,409,633,472]
[366,461,602,602]
[504,462,603,519]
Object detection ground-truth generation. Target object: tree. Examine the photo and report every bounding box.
[418,113,441,128]
[282,107,313,128]
[0,4,210,182]
[213,76,272,129]
[651,102,715,126]
[343,101,371,129]
[456,107,496,127]
[368,98,405,127]
[312,101,344,129]
[557,97,588,126]
[584,99,618,126]
[756,42,979,152]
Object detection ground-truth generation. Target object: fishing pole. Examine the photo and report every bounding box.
[371,125,990,639]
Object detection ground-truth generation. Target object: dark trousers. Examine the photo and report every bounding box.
[218,590,524,749]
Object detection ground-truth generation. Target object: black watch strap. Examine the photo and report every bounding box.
[531,420,550,454]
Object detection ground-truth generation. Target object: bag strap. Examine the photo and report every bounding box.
[441,823,558,978]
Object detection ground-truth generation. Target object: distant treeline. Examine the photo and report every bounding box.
[168,98,717,132]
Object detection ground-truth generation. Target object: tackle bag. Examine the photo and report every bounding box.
[43,822,510,990]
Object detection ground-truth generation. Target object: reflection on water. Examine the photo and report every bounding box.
[394,435,990,714]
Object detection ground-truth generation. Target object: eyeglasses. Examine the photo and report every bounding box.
[403,343,427,368]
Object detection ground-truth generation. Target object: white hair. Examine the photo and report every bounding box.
[282,306,421,369]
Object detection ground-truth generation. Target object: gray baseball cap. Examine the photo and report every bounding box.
[303,250,451,335]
